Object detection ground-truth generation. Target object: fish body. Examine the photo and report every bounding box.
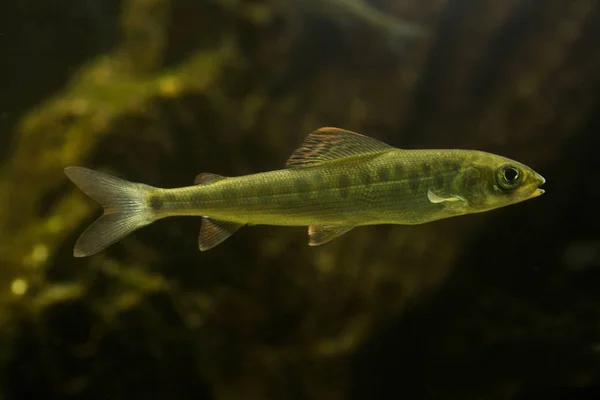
[153,150,527,226]
[64,128,545,257]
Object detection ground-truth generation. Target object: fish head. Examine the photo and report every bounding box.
[456,152,546,213]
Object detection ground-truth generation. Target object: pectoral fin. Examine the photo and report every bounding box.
[308,224,355,246]
[199,218,243,251]
[427,189,464,204]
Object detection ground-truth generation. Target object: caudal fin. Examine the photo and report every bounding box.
[64,167,156,257]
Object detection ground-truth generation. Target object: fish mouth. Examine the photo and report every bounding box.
[532,188,545,197]
[530,173,546,198]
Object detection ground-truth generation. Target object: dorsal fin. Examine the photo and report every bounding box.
[285,127,394,168]
[195,172,225,185]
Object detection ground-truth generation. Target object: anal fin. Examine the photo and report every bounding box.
[308,224,355,246]
[199,217,243,251]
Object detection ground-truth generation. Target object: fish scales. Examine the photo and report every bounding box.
[63,127,545,256]
[149,150,472,226]
[156,165,378,224]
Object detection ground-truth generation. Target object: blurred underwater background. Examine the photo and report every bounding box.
[1,0,600,398]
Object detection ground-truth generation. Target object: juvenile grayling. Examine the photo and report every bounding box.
[64,128,546,257]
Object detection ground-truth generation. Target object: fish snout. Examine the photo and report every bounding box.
[531,172,546,197]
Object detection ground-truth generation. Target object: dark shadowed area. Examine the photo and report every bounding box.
[0,0,599,399]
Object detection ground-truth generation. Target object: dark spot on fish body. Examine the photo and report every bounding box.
[294,177,312,199]
[443,160,458,172]
[252,185,267,201]
[261,184,275,198]
[338,174,351,199]
[312,173,325,188]
[393,163,404,180]
[220,186,237,200]
[378,167,390,182]
[409,171,420,193]
[434,173,445,190]
[422,163,432,177]
[460,167,484,204]
[360,170,372,186]
[149,196,163,210]
[464,175,479,193]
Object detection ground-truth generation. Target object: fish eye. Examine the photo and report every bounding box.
[496,164,522,190]
[503,166,519,182]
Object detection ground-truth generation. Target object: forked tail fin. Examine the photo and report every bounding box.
[64,167,157,257]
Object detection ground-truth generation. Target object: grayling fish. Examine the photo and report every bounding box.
[65,127,545,257]
[279,0,428,51]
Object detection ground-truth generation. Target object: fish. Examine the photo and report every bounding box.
[273,0,427,53]
[305,0,427,38]
[64,127,545,257]
[319,0,426,39]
